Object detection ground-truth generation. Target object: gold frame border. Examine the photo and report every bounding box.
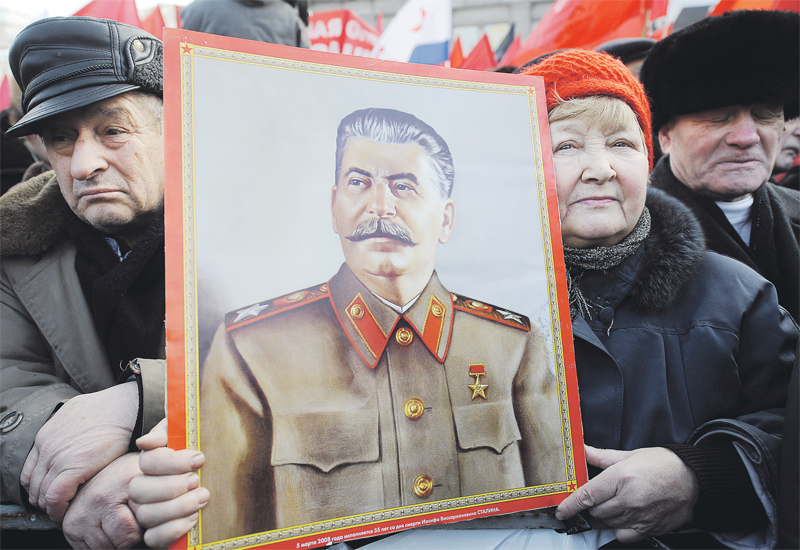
[179,43,575,549]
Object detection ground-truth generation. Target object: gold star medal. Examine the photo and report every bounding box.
[468,364,488,400]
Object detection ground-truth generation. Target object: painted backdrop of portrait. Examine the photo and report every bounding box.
[167,32,582,549]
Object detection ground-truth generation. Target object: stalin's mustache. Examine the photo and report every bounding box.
[346,219,418,246]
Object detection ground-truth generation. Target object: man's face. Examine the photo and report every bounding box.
[659,104,784,201]
[41,93,164,245]
[331,137,455,286]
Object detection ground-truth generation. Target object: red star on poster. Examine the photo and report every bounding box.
[527,87,536,95]
[182,44,192,54]
[567,481,577,492]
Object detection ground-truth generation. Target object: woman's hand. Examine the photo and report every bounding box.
[128,419,209,549]
[556,445,699,542]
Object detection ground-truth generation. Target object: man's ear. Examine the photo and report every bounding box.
[438,200,455,244]
[331,185,339,235]
[658,123,673,155]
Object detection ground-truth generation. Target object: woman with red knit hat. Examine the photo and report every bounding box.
[513,49,795,549]
[126,50,796,550]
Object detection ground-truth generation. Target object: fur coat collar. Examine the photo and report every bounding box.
[610,187,706,313]
[0,172,67,256]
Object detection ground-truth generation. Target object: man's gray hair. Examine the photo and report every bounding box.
[129,91,164,133]
[335,108,455,199]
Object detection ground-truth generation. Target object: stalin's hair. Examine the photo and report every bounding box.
[335,108,455,199]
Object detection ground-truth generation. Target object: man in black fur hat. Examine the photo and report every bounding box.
[641,9,800,322]
[0,17,167,548]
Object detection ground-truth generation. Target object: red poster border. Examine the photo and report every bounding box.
[163,28,585,550]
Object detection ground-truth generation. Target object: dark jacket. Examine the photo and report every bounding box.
[0,173,166,506]
[180,0,309,49]
[778,342,799,549]
[573,188,797,534]
[650,155,800,321]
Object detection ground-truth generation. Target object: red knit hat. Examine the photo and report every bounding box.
[521,49,653,170]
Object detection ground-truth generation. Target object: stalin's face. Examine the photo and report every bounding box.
[332,137,455,300]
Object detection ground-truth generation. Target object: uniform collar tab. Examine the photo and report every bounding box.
[328,264,454,368]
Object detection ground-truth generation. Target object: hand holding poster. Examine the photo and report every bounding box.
[163,28,585,549]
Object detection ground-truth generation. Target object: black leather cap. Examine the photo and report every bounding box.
[7,16,163,137]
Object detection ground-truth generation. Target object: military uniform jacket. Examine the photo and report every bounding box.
[199,264,565,542]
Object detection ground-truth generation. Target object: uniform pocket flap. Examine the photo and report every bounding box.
[271,408,379,472]
[453,401,521,453]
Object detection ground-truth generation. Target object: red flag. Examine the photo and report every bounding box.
[512,0,650,67]
[141,6,166,37]
[646,0,670,39]
[74,0,142,27]
[773,0,800,11]
[0,75,11,112]
[498,35,521,67]
[450,36,465,68]
[709,0,799,15]
[460,34,496,71]
[308,10,380,56]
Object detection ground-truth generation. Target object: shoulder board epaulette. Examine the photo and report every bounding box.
[450,293,531,332]
[225,282,330,332]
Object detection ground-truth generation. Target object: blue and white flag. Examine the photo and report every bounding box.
[371,0,452,64]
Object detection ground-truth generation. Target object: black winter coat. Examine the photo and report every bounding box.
[650,156,800,321]
[573,189,797,531]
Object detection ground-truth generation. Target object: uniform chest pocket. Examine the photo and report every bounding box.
[270,408,379,472]
[453,401,521,453]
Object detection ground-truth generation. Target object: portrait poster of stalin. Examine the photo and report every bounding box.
[165,31,582,549]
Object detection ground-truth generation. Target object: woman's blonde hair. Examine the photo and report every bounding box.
[549,96,648,157]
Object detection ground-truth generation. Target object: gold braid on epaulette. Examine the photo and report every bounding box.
[450,293,531,331]
[225,282,330,332]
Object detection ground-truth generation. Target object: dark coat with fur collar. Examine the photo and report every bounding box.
[650,156,800,321]
[0,173,166,508]
[573,188,797,534]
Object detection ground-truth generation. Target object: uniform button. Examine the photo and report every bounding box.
[598,306,614,324]
[395,327,413,346]
[349,304,364,319]
[431,304,444,317]
[413,474,434,498]
[0,411,23,434]
[404,398,425,420]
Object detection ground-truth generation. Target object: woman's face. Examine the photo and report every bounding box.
[551,113,649,248]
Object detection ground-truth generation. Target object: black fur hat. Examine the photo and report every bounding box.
[641,10,799,133]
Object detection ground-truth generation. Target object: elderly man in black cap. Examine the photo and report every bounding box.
[641,9,800,321]
[0,17,167,548]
